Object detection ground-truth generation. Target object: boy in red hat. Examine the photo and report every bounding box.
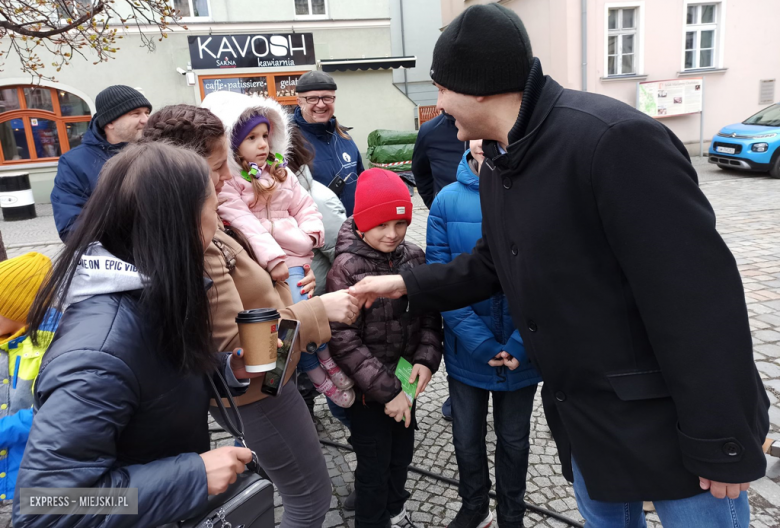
[326,169,442,528]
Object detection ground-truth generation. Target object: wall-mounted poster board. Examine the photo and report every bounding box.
[637,78,705,156]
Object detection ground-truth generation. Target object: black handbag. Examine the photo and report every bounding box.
[175,371,275,528]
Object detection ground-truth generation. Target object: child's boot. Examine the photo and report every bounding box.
[319,356,355,391]
[313,376,355,408]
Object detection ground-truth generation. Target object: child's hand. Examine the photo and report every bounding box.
[270,162,286,180]
[488,351,520,370]
[385,391,412,428]
[410,364,432,398]
[298,264,316,299]
[270,262,290,282]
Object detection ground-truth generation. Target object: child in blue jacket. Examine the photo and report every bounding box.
[426,142,542,528]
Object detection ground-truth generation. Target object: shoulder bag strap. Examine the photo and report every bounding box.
[206,369,260,473]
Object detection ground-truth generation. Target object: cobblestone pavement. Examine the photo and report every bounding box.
[2,160,780,527]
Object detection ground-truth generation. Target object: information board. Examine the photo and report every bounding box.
[637,78,703,118]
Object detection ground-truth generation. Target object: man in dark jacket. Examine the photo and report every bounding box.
[351,5,769,528]
[51,85,151,241]
[412,111,466,209]
[294,71,364,217]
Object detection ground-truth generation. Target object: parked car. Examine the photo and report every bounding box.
[708,102,780,179]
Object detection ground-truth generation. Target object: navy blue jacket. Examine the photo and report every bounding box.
[51,117,125,241]
[293,107,364,216]
[426,151,541,391]
[13,290,243,527]
[412,113,467,209]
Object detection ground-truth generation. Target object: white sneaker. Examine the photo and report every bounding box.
[391,508,419,528]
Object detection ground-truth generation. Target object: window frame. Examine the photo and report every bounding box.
[294,0,328,20]
[0,85,92,166]
[171,0,212,22]
[682,1,725,72]
[198,71,310,108]
[604,2,645,79]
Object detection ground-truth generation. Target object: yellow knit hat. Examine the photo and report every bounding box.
[0,252,52,323]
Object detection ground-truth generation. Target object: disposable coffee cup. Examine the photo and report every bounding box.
[236,308,280,373]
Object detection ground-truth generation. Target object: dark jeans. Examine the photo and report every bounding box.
[348,398,416,528]
[448,377,537,528]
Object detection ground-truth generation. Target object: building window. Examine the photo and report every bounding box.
[685,3,718,69]
[607,7,638,76]
[199,72,308,109]
[0,85,91,165]
[172,0,210,19]
[57,0,95,22]
[295,0,327,18]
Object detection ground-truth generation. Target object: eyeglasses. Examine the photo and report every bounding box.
[300,95,336,105]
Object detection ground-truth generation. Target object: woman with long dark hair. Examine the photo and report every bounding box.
[143,104,360,528]
[13,142,255,528]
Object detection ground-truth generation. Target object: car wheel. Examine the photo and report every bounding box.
[770,156,780,179]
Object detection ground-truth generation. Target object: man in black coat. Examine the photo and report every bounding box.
[412,111,467,209]
[352,4,769,528]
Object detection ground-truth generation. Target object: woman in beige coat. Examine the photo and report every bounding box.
[143,104,360,528]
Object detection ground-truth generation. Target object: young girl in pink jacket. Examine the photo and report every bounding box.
[203,91,354,407]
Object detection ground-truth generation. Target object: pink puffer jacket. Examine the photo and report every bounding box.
[218,168,324,271]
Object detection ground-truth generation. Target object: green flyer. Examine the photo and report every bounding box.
[395,357,417,417]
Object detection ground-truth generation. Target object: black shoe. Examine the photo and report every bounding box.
[442,396,453,422]
[447,506,493,528]
[343,488,356,511]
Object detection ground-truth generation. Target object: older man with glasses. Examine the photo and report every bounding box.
[293,71,364,217]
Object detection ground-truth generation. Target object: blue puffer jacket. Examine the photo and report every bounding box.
[426,151,541,391]
[293,107,364,216]
[51,117,124,241]
[12,245,247,527]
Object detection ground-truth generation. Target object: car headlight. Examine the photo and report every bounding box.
[752,133,777,139]
[752,143,769,152]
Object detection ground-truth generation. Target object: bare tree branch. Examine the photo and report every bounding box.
[0,0,184,81]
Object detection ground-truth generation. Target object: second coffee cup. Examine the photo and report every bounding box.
[236,308,280,372]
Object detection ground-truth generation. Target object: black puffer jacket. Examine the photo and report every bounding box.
[13,288,242,527]
[326,219,442,404]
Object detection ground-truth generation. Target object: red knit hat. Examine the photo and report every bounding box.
[353,168,413,232]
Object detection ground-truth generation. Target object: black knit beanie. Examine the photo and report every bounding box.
[95,85,152,129]
[430,4,533,96]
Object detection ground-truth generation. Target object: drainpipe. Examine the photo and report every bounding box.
[581,0,587,91]
[399,0,409,96]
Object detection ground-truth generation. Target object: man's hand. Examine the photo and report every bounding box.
[349,275,407,309]
[488,351,520,370]
[384,391,412,427]
[699,478,750,499]
[410,364,433,398]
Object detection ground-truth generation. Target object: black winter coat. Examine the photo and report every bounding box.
[13,290,242,527]
[402,61,769,502]
[327,219,442,404]
[412,113,467,209]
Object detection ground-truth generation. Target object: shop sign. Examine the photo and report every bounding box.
[188,33,315,70]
